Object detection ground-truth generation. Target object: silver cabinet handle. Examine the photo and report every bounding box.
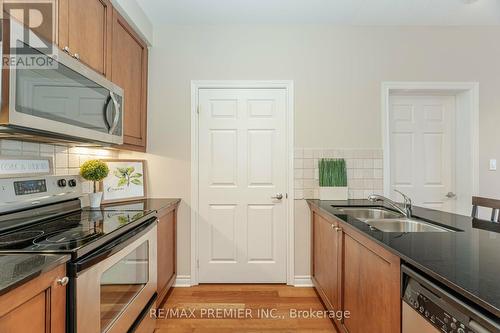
[272,193,283,200]
[57,277,69,286]
[63,46,70,54]
[446,192,457,198]
[73,53,80,60]
[109,92,120,134]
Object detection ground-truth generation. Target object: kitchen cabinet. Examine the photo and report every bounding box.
[309,204,401,333]
[341,225,401,333]
[311,210,341,312]
[157,205,178,306]
[0,264,67,333]
[59,0,113,78]
[111,8,149,152]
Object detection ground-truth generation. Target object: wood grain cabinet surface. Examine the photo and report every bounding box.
[309,203,401,333]
[311,211,341,312]
[157,205,178,306]
[0,264,67,333]
[111,8,149,152]
[59,0,113,78]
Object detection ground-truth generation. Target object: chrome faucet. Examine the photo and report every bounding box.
[368,190,412,218]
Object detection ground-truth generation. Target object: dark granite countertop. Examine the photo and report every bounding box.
[100,198,181,214]
[307,199,500,319]
[0,254,70,296]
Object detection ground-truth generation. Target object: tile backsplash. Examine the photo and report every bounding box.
[295,148,384,200]
[0,139,119,193]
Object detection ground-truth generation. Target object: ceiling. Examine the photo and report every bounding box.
[136,0,500,25]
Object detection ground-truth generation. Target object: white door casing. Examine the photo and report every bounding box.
[389,95,456,212]
[197,88,289,283]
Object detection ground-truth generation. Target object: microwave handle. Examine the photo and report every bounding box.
[70,218,157,275]
[103,95,112,131]
[109,92,120,134]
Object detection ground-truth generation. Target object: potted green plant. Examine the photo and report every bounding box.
[319,158,348,200]
[80,160,110,208]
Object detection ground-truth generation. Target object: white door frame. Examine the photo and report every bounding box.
[190,80,295,286]
[381,82,479,206]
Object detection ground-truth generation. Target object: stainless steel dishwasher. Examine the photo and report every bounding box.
[401,265,500,333]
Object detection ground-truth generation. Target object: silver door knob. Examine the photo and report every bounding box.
[272,193,284,200]
[445,192,457,198]
[57,277,69,286]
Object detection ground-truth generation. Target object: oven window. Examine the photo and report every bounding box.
[100,241,149,332]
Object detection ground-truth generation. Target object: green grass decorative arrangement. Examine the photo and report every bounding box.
[319,159,347,187]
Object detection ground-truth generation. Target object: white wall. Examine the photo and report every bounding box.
[121,24,500,279]
[113,0,154,45]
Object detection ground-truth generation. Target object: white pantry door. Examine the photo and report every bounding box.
[389,95,456,212]
[198,88,288,283]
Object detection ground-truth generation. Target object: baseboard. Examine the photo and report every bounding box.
[293,275,313,287]
[174,275,192,287]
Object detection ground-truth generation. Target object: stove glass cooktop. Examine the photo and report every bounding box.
[0,209,153,253]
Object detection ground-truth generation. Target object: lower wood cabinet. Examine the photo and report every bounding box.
[341,225,401,333]
[311,211,341,311]
[309,203,401,333]
[157,205,178,306]
[0,264,67,333]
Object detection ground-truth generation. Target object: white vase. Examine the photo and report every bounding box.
[319,187,349,201]
[89,192,103,208]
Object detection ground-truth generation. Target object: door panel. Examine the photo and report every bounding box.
[389,95,456,212]
[59,0,112,77]
[198,88,288,283]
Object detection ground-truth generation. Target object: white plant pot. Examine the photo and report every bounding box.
[319,187,348,201]
[89,192,103,208]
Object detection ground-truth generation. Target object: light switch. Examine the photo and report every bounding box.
[489,159,497,171]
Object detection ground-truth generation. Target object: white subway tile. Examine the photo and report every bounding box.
[303,169,314,179]
[374,159,383,169]
[40,144,54,153]
[1,140,22,151]
[22,142,40,152]
[303,159,314,169]
[363,159,374,169]
[374,169,383,179]
[294,148,303,159]
[55,153,68,168]
[303,149,314,158]
[294,159,303,169]
[68,154,80,168]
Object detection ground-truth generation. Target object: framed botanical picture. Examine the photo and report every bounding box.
[100,159,147,203]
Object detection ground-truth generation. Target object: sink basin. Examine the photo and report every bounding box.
[362,218,455,233]
[333,207,404,220]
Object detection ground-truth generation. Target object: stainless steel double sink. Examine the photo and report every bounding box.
[333,207,455,233]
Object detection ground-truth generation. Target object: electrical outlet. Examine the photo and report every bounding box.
[489,159,497,171]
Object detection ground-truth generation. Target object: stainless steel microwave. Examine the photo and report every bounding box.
[0,15,124,145]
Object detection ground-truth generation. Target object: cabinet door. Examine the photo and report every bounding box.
[157,209,176,305]
[59,0,113,77]
[342,230,401,333]
[0,264,67,333]
[111,9,148,151]
[312,212,340,311]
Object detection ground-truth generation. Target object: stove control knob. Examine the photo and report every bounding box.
[68,179,77,187]
[57,179,67,187]
[457,328,464,333]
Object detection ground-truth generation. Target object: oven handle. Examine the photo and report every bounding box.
[70,218,157,275]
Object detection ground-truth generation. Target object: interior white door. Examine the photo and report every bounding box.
[389,95,456,212]
[198,88,288,283]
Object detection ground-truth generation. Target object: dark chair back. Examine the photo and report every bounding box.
[472,196,500,222]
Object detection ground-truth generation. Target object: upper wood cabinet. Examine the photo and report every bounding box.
[111,9,149,151]
[0,264,67,333]
[58,0,113,78]
[311,211,341,312]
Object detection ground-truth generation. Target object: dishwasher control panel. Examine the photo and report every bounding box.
[401,265,498,333]
[403,279,470,333]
